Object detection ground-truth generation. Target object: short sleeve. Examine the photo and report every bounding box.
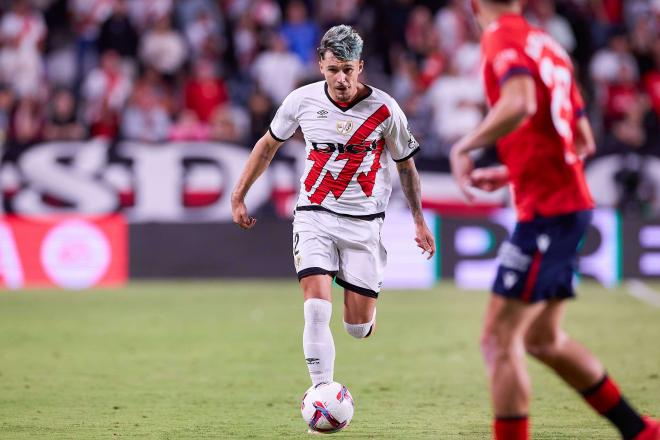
[269,92,300,142]
[383,100,420,162]
[483,30,535,85]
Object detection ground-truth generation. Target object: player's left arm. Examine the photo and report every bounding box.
[396,159,435,259]
[449,75,537,201]
[571,81,596,159]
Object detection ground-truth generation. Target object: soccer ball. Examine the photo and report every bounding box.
[300,382,354,433]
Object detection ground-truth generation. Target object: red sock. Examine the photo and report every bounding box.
[494,416,529,440]
[582,375,621,413]
[581,375,646,439]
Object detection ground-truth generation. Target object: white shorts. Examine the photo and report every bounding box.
[292,209,387,298]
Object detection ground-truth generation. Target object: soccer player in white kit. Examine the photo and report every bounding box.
[231,25,435,389]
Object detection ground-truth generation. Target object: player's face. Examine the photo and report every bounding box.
[319,52,364,102]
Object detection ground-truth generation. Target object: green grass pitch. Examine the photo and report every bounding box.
[0,281,658,439]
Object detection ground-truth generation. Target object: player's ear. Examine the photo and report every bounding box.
[358,60,364,74]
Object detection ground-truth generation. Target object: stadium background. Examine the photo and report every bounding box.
[0,0,658,288]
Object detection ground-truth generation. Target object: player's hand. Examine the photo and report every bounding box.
[469,166,509,192]
[414,221,436,260]
[231,198,257,229]
[575,140,596,161]
[449,147,475,202]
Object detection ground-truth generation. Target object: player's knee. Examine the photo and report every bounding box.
[524,330,564,362]
[481,325,522,364]
[343,321,374,339]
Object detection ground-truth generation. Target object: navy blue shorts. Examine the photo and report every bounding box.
[492,210,592,303]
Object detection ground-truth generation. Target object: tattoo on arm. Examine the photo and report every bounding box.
[397,161,424,221]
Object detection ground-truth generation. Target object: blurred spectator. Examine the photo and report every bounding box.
[233,13,259,73]
[317,0,360,27]
[43,88,86,141]
[249,0,282,29]
[252,33,304,104]
[128,0,173,31]
[139,14,187,77]
[185,9,224,60]
[280,0,319,66]
[82,50,132,128]
[98,0,139,59]
[589,0,625,49]
[121,83,171,143]
[0,85,15,146]
[176,0,221,28]
[390,52,419,103]
[643,41,660,120]
[406,5,436,61]
[168,109,210,141]
[0,0,46,98]
[5,97,43,161]
[69,0,113,80]
[209,105,249,144]
[433,0,470,58]
[629,15,657,74]
[427,48,484,156]
[417,30,445,90]
[604,63,641,127]
[247,89,275,144]
[526,0,576,53]
[590,28,638,86]
[184,59,229,123]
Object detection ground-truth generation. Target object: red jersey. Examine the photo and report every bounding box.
[481,14,594,221]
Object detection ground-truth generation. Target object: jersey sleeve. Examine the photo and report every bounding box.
[383,100,420,162]
[269,91,300,142]
[570,79,586,118]
[483,29,535,85]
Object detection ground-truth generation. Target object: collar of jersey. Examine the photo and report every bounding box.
[324,82,373,112]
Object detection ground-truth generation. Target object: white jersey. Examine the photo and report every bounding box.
[269,81,419,218]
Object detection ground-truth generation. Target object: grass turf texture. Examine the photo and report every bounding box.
[0,281,658,439]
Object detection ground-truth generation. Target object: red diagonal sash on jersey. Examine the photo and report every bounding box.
[357,138,385,197]
[306,105,391,204]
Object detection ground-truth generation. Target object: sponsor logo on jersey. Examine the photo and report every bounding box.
[311,140,378,154]
[316,109,329,119]
[336,120,354,135]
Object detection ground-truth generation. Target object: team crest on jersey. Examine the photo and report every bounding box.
[336,120,354,136]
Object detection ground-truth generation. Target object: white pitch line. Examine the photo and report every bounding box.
[625,279,660,308]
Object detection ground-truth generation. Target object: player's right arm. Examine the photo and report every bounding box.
[230,131,283,229]
[450,75,536,201]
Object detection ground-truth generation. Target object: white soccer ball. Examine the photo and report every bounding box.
[300,382,354,433]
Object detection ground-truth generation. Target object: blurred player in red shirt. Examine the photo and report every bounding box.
[449,1,660,439]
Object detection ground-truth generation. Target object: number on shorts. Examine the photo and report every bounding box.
[293,232,300,256]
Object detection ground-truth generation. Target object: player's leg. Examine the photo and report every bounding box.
[334,216,384,339]
[343,289,376,338]
[294,211,340,386]
[481,295,545,440]
[301,274,336,386]
[525,300,651,439]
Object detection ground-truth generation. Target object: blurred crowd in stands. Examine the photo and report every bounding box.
[0,0,658,210]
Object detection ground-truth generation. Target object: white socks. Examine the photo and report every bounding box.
[344,309,376,339]
[303,299,335,386]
